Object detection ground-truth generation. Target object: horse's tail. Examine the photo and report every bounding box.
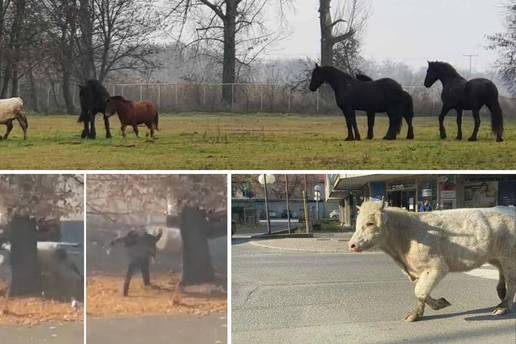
[403,92,414,120]
[489,99,504,139]
[154,110,159,131]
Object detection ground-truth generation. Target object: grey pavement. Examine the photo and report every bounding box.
[232,239,516,344]
[87,313,227,344]
[0,322,83,344]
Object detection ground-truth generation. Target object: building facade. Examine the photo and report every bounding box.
[326,174,516,228]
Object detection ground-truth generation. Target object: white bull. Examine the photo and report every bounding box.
[0,97,28,140]
[349,201,516,322]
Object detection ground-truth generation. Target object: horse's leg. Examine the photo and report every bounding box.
[468,108,481,142]
[146,122,154,138]
[366,112,375,140]
[132,125,139,138]
[405,115,414,140]
[342,110,354,141]
[383,112,399,140]
[89,115,96,139]
[81,113,89,139]
[455,109,463,140]
[350,109,361,140]
[438,106,450,139]
[3,120,13,140]
[103,114,112,139]
[121,124,127,138]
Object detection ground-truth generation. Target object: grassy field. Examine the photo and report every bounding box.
[0,113,515,169]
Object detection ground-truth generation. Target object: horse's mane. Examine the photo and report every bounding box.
[110,95,131,103]
[428,61,461,77]
[318,66,354,81]
[355,73,373,82]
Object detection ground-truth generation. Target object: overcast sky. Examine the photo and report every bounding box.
[265,0,507,72]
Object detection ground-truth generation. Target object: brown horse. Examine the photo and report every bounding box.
[105,96,159,138]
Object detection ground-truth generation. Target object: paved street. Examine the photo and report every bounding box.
[232,238,516,344]
[87,313,227,344]
[0,322,83,344]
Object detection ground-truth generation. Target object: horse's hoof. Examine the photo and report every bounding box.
[345,137,354,141]
[468,137,477,142]
[404,311,421,322]
[407,135,414,140]
[493,306,508,315]
[106,134,112,139]
[367,135,373,140]
[455,136,462,141]
[440,134,447,139]
[497,137,503,143]
[383,136,396,141]
[355,136,361,141]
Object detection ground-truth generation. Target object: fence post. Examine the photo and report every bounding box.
[140,84,143,101]
[231,83,234,112]
[175,84,178,107]
[157,84,161,109]
[288,89,291,113]
[316,89,319,113]
[260,86,263,113]
[47,83,51,110]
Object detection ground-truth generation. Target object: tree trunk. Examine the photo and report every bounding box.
[62,71,75,115]
[8,215,42,296]
[179,207,214,286]
[78,0,95,80]
[221,0,237,106]
[28,69,38,112]
[319,0,334,66]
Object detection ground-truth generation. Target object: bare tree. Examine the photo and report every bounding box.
[319,0,368,67]
[488,1,516,95]
[170,0,292,104]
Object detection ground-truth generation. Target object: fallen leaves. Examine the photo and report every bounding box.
[87,272,226,318]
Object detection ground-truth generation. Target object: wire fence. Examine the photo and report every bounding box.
[16,80,516,117]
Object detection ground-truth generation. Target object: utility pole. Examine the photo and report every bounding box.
[463,54,478,77]
[285,174,291,235]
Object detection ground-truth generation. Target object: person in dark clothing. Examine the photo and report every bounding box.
[109,228,162,296]
[419,199,433,212]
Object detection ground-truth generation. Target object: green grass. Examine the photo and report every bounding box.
[0,113,515,169]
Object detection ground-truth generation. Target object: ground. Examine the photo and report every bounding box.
[86,273,227,344]
[0,282,83,344]
[1,113,515,169]
[232,235,516,344]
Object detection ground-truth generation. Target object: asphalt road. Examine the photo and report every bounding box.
[0,322,83,344]
[87,313,227,344]
[232,238,516,344]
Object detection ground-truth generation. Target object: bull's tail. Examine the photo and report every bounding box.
[489,99,504,141]
[154,111,159,131]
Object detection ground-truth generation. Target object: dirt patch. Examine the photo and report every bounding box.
[87,273,226,318]
[0,282,82,326]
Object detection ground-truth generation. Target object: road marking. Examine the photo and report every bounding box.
[463,264,499,280]
[249,240,382,254]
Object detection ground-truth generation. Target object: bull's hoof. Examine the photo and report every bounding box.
[493,306,509,315]
[404,311,422,322]
[428,297,451,310]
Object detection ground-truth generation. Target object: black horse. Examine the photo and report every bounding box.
[78,80,112,139]
[355,73,414,140]
[309,64,409,140]
[424,61,504,142]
